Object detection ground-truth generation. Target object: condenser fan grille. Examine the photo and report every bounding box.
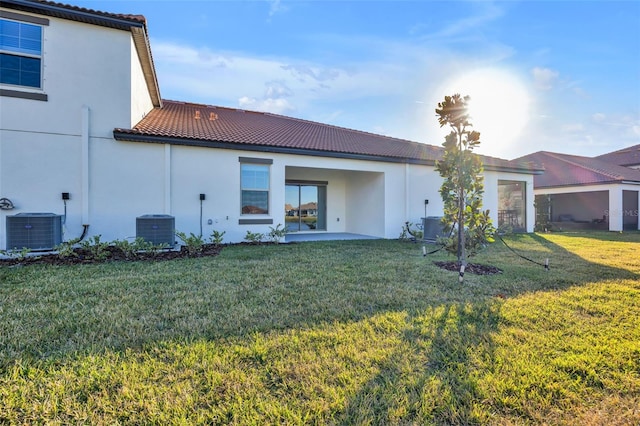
[6,213,63,250]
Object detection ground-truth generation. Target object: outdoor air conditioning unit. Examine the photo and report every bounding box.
[136,214,175,247]
[6,213,63,250]
[422,216,446,242]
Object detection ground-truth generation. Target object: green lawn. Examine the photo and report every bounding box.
[1,232,639,424]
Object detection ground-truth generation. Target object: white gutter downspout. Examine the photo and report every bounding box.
[164,144,171,214]
[81,105,90,226]
[405,163,410,222]
[0,129,4,250]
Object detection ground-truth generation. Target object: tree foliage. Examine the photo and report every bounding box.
[435,94,495,265]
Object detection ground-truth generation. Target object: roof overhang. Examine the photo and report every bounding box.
[2,0,143,30]
[130,26,161,107]
[533,180,640,190]
[113,131,542,175]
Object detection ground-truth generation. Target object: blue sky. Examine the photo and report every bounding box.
[75,0,639,160]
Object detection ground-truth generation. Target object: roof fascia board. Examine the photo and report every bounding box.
[113,131,539,174]
[113,131,430,165]
[130,27,161,107]
[2,0,144,30]
[534,181,623,190]
[486,165,544,175]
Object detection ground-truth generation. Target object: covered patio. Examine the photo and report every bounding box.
[285,232,379,242]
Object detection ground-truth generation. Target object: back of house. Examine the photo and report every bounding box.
[0,0,540,251]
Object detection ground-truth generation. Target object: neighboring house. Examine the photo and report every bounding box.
[0,0,541,250]
[516,150,640,231]
[595,144,640,170]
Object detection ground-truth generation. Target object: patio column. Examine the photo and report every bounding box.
[637,190,640,230]
[608,187,623,231]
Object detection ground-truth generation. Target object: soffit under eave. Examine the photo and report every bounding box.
[130,26,161,108]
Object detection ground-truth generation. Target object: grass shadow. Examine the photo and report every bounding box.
[0,233,637,365]
[339,301,501,424]
[1,233,639,423]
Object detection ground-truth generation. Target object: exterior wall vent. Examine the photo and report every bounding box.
[136,214,175,247]
[6,213,63,250]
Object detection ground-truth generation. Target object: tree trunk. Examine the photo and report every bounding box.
[457,133,466,267]
[458,188,466,266]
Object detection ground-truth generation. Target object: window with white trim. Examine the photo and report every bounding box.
[0,18,43,88]
[240,158,271,215]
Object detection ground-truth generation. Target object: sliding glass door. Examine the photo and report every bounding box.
[285,183,327,232]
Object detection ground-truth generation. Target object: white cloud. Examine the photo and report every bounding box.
[531,67,559,91]
[572,87,590,99]
[149,36,635,160]
[562,123,584,133]
[281,64,341,83]
[421,2,504,40]
[238,96,294,115]
[264,80,293,98]
[151,39,414,117]
[267,0,287,17]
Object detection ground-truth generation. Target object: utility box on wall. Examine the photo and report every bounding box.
[6,213,63,250]
[136,214,175,247]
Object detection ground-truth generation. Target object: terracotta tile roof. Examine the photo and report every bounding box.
[115,100,539,173]
[516,151,640,188]
[595,144,640,167]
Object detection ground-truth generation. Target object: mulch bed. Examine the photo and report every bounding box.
[2,244,502,275]
[433,261,502,275]
[0,244,225,267]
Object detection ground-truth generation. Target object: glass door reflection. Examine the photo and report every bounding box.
[285,184,326,232]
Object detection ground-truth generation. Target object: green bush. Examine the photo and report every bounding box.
[80,235,111,261]
[267,224,287,243]
[176,231,205,256]
[209,230,226,246]
[244,230,264,244]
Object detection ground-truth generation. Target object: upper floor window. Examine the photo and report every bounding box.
[0,18,43,88]
[240,158,272,215]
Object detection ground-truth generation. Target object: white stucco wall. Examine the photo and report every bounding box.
[130,37,155,127]
[0,10,154,249]
[0,16,139,136]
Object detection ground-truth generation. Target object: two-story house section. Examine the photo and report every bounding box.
[0,0,160,248]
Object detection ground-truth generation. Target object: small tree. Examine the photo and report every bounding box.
[435,94,495,266]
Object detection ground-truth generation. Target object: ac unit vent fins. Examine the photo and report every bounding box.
[136,214,175,247]
[6,213,63,250]
[422,216,446,242]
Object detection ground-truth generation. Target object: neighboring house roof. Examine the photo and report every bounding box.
[114,100,542,174]
[516,151,640,188]
[595,144,640,167]
[300,202,318,210]
[1,0,161,107]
